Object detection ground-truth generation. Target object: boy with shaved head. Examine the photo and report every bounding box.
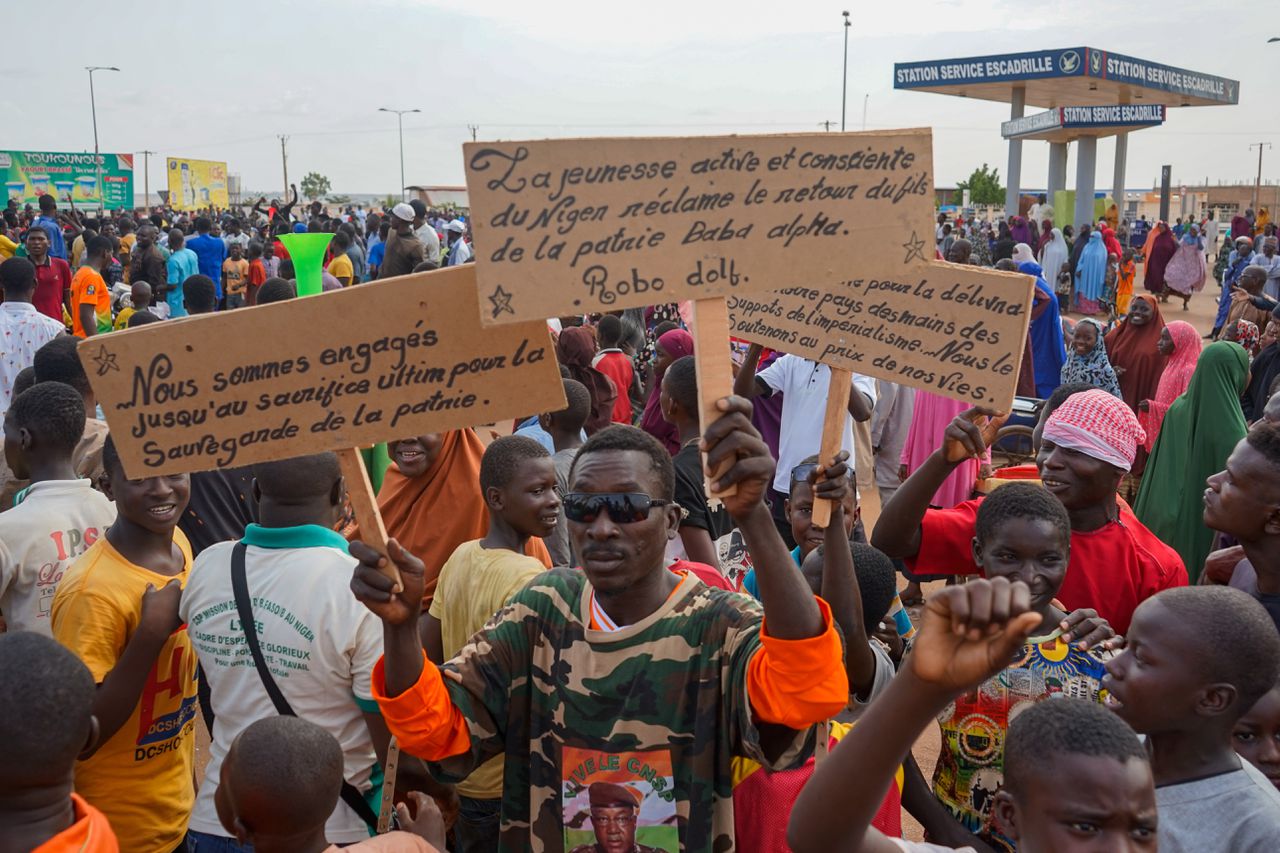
[1105,586,1280,850]
[216,716,443,851]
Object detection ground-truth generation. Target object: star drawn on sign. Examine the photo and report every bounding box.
[488,284,515,318]
[901,231,927,264]
[91,345,119,376]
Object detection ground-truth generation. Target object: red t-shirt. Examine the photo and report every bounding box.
[732,721,902,853]
[675,558,736,591]
[907,498,1187,634]
[593,350,635,424]
[30,255,72,322]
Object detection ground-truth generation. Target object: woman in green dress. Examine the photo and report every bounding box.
[1134,341,1250,582]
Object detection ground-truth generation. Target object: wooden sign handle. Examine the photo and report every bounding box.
[336,447,402,590]
[810,368,853,530]
[376,737,401,833]
[691,297,737,504]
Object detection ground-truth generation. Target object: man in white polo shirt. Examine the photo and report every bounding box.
[180,452,455,848]
[735,343,875,546]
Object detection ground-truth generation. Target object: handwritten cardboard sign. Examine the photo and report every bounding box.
[727,261,1036,408]
[79,266,566,478]
[463,130,934,325]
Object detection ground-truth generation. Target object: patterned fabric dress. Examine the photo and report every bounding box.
[933,629,1110,851]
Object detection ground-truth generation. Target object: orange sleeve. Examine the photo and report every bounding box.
[526,536,552,568]
[370,656,472,761]
[746,597,850,729]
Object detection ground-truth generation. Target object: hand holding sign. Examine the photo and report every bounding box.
[942,408,1010,463]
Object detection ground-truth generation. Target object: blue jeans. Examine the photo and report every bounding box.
[1214,283,1234,332]
[454,796,501,853]
[186,831,252,853]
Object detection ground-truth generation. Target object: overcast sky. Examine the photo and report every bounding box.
[4,0,1273,196]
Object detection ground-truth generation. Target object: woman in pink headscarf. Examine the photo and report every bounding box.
[1137,320,1202,451]
[639,328,694,454]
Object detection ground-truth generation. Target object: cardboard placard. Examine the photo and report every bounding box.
[80,266,566,479]
[727,261,1036,409]
[463,130,934,325]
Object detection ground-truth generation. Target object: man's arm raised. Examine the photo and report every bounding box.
[789,578,1040,853]
[350,538,471,761]
[871,407,1007,559]
[701,396,848,732]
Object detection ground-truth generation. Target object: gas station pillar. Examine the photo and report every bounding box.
[1004,86,1025,219]
[1074,136,1097,231]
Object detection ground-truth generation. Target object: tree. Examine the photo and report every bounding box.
[954,164,1004,206]
[300,171,331,201]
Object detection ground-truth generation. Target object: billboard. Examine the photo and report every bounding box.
[0,150,134,210]
[167,157,229,210]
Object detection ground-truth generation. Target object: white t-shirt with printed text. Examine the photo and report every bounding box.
[0,479,115,634]
[179,524,384,843]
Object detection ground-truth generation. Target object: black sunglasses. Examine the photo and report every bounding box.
[562,492,672,524]
[790,463,818,486]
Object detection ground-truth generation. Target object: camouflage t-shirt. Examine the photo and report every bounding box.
[429,567,813,853]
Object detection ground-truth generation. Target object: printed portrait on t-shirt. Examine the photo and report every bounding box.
[563,746,677,853]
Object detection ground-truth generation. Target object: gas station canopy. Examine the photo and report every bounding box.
[894,47,1238,109]
[1002,104,1167,142]
[894,47,1239,227]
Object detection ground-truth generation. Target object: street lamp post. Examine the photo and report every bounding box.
[85,66,119,213]
[841,11,851,132]
[379,107,421,201]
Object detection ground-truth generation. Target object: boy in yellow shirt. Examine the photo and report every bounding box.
[222,241,250,308]
[327,231,355,286]
[51,435,198,853]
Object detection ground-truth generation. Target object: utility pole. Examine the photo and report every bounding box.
[140,150,155,209]
[840,11,851,132]
[1250,142,1272,212]
[467,124,479,142]
[819,120,836,132]
[278,135,290,199]
[862,94,869,131]
[85,66,119,213]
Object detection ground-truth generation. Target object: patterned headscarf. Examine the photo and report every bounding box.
[1060,319,1123,399]
[1231,319,1260,356]
[1043,388,1147,472]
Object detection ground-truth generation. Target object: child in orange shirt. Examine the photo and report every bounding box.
[1116,248,1137,317]
[70,235,112,337]
[246,240,268,306]
[590,314,638,424]
[0,632,119,852]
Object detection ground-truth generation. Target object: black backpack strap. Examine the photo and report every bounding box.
[230,542,382,832]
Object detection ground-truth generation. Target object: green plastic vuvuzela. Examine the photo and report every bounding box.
[277,232,334,297]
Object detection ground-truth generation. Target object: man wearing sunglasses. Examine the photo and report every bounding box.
[350,398,850,851]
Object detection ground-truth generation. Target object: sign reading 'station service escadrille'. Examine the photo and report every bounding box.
[463,130,935,325]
